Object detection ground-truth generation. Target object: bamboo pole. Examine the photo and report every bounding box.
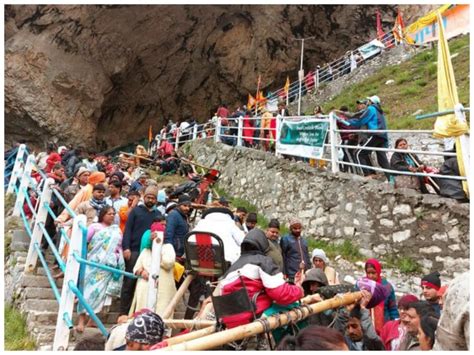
[179,157,213,171]
[119,151,154,162]
[161,274,195,319]
[153,326,216,349]
[163,319,215,329]
[162,291,362,351]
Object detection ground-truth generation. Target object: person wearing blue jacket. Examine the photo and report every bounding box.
[344,96,390,180]
[164,194,191,257]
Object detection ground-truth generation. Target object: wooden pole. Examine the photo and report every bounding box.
[153,326,216,349]
[162,291,362,351]
[161,274,195,319]
[179,157,212,171]
[163,319,215,329]
[119,151,154,162]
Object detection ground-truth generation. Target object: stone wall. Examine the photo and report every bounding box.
[188,139,469,279]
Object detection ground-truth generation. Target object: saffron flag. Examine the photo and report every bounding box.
[434,12,469,195]
[392,9,406,42]
[248,93,256,108]
[148,124,153,143]
[284,76,290,95]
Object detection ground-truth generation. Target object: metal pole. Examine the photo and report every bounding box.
[214,118,221,143]
[237,117,243,147]
[25,177,54,273]
[297,39,304,116]
[7,143,27,194]
[13,154,35,217]
[53,214,86,351]
[329,112,340,174]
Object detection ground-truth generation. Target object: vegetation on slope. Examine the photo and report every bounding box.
[5,304,36,350]
[317,35,470,130]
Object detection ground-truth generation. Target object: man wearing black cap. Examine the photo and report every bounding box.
[164,194,191,257]
[421,271,442,316]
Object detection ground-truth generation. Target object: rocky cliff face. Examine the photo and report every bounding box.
[5,5,434,150]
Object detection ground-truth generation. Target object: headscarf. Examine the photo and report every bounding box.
[365,258,382,283]
[421,271,441,291]
[125,311,165,345]
[88,171,106,185]
[140,230,153,254]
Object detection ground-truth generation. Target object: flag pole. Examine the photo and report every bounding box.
[255,75,261,117]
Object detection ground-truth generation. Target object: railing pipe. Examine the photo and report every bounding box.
[338,160,467,180]
[51,188,77,219]
[13,154,35,217]
[53,214,86,351]
[215,118,221,143]
[416,107,470,120]
[19,186,37,220]
[73,252,139,279]
[25,177,54,273]
[37,222,66,272]
[67,281,109,337]
[7,143,27,194]
[335,144,458,157]
[33,242,62,303]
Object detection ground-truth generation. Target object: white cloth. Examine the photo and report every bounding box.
[192,212,245,264]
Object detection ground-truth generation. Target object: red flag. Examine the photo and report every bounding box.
[376,9,386,41]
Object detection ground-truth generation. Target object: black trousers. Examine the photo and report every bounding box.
[354,135,390,179]
[119,250,140,316]
[184,277,207,319]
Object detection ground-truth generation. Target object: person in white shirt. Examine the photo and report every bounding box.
[105,181,128,225]
[191,205,245,264]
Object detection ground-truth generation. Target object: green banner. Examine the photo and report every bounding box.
[277,119,329,159]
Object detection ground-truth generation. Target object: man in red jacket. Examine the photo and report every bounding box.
[218,228,304,329]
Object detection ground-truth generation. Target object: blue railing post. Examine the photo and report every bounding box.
[7,143,27,194]
[25,177,54,273]
[13,154,35,217]
[53,214,86,351]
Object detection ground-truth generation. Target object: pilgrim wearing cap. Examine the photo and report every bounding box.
[311,248,340,285]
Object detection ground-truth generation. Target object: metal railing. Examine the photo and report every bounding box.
[166,107,469,187]
[6,149,154,350]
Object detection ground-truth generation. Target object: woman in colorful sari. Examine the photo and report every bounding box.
[364,258,399,335]
[76,206,125,332]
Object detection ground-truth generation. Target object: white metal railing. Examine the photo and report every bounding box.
[171,110,468,186]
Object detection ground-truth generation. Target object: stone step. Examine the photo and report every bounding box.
[18,273,63,289]
[26,307,122,326]
[13,229,30,243]
[23,287,59,300]
[32,324,112,348]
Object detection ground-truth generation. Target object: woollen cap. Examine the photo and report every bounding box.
[421,271,441,290]
[144,185,159,197]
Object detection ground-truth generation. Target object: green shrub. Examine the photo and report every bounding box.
[401,86,419,96]
[425,63,437,77]
[395,71,411,84]
[307,238,362,262]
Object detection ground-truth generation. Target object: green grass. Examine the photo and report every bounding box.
[4,304,36,350]
[320,35,470,130]
[307,238,363,262]
[385,256,422,274]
